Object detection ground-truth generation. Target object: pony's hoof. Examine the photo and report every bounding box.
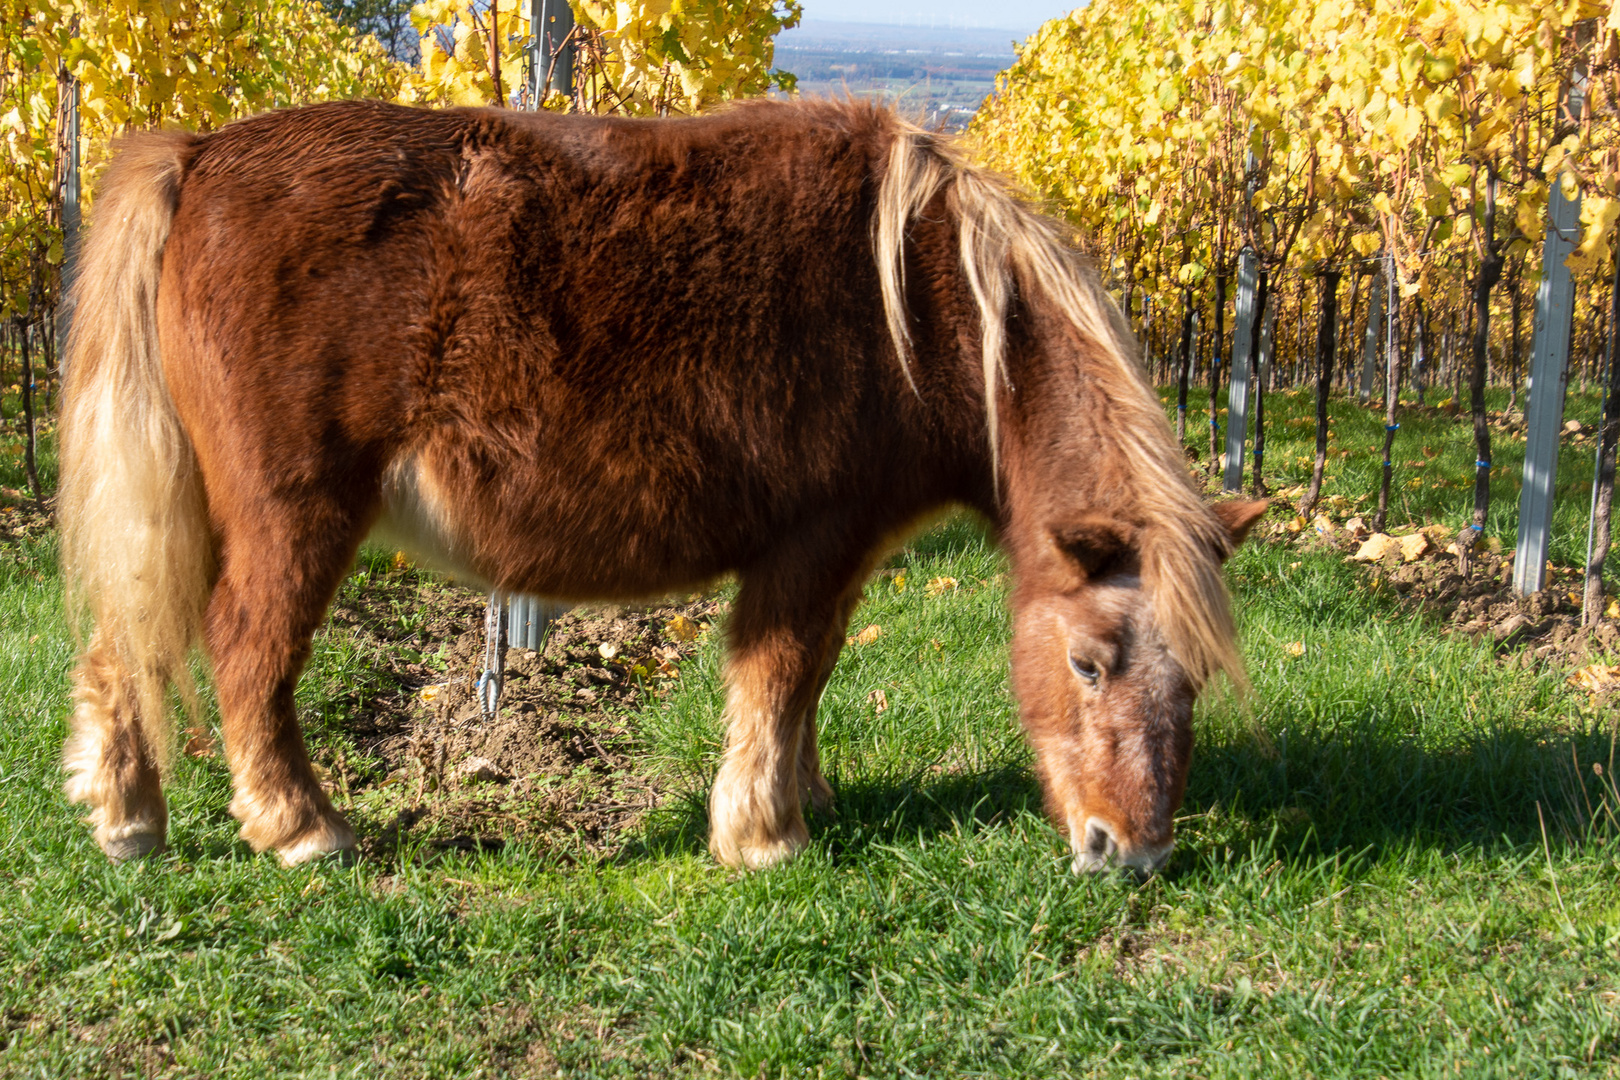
[736,840,803,870]
[275,815,358,868]
[101,830,166,862]
[710,823,809,870]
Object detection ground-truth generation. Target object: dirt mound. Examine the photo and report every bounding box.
[315,568,722,860]
[1288,520,1620,673]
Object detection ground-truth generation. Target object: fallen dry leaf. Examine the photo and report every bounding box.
[1284,641,1305,657]
[665,614,700,642]
[1608,598,1620,620]
[420,684,443,703]
[1353,533,1398,562]
[183,726,217,759]
[866,689,889,713]
[1568,664,1620,693]
[925,576,958,597]
[848,625,884,647]
[598,642,621,661]
[1418,524,1453,548]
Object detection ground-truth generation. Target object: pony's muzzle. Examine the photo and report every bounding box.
[1071,817,1172,879]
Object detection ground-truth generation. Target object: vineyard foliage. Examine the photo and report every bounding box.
[3,0,800,324]
[2,0,405,321]
[972,0,1613,314]
[401,0,799,114]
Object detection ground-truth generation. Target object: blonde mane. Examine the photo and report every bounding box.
[873,122,1246,691]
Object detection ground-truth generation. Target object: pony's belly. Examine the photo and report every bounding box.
[370,455,493,589]
[370,454,688,601]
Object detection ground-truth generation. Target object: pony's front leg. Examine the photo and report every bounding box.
[62,631,168,860]
[206,515,363,866]
[708,570,862,870]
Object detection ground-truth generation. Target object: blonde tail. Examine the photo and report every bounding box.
[59,132,211,839]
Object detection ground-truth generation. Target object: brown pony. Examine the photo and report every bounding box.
[58,98,1264,874]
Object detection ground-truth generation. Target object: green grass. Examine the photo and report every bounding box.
[3,390,1620,1077]
[1179,384,1612,567]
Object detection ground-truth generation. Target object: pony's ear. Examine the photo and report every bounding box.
[1050,514,1135,580]
[1210,499,1269,557]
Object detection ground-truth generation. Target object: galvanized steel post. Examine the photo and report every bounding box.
[1359,260,1382,405]
[58,73,80,367]
[508,593,569,651]
[1223,247,1259,493]
[1513,172,1581,596]
[1141,294,1151,377]
[529,0,575,100]
[478,11,580,713]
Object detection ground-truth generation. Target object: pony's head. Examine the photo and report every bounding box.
[1011,499,1266,877]
[870,112,1267,876]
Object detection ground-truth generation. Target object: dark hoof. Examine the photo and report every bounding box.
[103,832,166,862]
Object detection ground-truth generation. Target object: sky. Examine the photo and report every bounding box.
[795,0,1076,34]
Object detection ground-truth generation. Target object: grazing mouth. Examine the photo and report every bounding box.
[1071,817,1173,878]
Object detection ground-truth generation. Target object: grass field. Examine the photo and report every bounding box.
[3,387,1619,1077]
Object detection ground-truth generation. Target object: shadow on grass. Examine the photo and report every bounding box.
[1180,714,1618,855]
[622,759,1044,865]
[619,717,1617,875]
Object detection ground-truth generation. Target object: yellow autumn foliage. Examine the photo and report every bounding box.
[972,0,1615,317]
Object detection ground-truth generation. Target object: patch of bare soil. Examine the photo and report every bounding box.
[312,567,721,861]
[0,488,51,549]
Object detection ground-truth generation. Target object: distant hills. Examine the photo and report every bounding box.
[773,20,1032,129]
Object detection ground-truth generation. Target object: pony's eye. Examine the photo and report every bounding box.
[1069,656,1100,685]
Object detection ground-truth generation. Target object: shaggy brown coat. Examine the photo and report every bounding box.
[58,98,1262,872]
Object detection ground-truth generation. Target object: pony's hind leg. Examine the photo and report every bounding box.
[709,567,864,869]
[206,496,370,866]
[794,579,867,816]
[62,632,167,860]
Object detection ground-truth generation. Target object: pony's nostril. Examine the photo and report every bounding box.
[1084,820,1118,858]
[1073,818,1170,877]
